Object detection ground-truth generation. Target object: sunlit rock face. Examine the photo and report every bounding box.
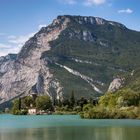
[108,78,125,93]
[0,16,70,104]
[0,15,140,105]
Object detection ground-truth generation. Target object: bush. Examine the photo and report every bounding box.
[20,110,28,115]
[36,95,52,111]
[83,104,94,112]
[23,96,34,108]
[73,106,82,112]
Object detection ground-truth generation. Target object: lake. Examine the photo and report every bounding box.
[0,114,140,140]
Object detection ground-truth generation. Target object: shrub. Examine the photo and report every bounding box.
[73,106,82,112]
[35,95,52,111]
[83,104,94,112]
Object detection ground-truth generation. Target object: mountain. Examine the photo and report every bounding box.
[0,54,17,74]
[0,15,140,106]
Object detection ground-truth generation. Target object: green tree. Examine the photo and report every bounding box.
[57,99,62,107]
[12,99,21,115]
[70,90,75,107]
[108,94,116,108]
[62,99,70,106]
[23,96,34,108]
[77,97,87,108]
[88,97,93,104]
[99,94,110,107]
[19,98,21,110]
[83,104,94,112]
[36,95,52,110]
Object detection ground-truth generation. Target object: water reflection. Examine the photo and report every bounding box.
[0,126,139,140]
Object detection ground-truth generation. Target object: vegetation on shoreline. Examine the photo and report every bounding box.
[12,95,53,115]
[11,89,140,119]
[54,89,140,119]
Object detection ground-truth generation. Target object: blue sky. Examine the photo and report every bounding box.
[0,0,140,56]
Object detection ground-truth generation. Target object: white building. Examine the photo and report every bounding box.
[28,108,37,115]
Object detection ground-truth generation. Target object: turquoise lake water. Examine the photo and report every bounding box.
[0,114,140,140]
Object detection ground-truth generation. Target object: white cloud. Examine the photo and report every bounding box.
[8,35,16,39]
[38,24,47,30]
[0,43,20,57]
[59,0,77,5]
[118,8,133,14]
[0,52,7,57]
[0,21,48,57]
[0,43,11,49]
[8,32,35,47]
[84,0,106,6]
[0,32,35,57]
[0,22,48,57]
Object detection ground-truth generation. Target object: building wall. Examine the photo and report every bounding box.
[28,109,37,115]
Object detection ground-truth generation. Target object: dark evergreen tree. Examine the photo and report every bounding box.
[62,99,70,106]
[77,97,87,108]
[70,90,75,107]
[18,98,21,110]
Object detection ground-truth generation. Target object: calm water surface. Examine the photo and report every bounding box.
[0,114,140,140]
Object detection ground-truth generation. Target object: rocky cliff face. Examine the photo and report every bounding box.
[0,15,140,105]
[0,16,70,104]
[108,77,125,93]
[0,54,17,75]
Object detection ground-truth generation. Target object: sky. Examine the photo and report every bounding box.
[0,0,140,56]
